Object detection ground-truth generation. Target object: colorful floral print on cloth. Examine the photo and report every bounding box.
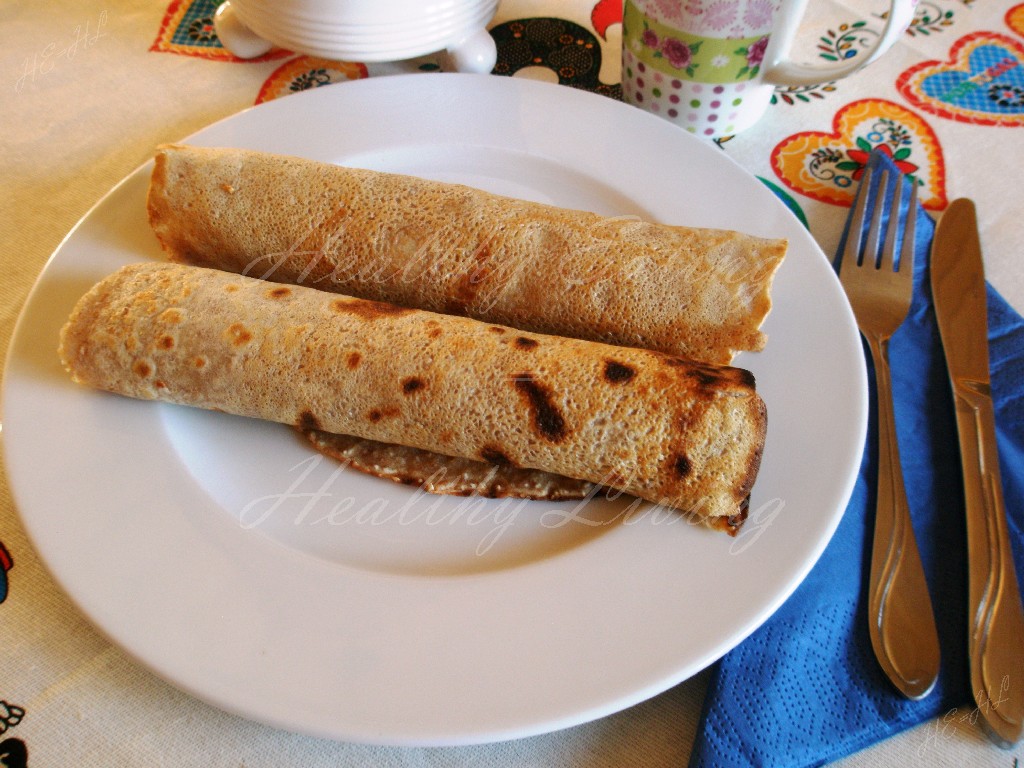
[151,0,370,98]
[771,99,947,210]
[0,544,26,765]
[897,31,1024,126]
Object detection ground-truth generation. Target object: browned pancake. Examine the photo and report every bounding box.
[147,144,786,366]
[60,263,767,523]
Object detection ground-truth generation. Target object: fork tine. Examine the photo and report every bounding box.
[880,175,901,273]
[841,163,875,270]
[863,168,889,269]
[898,180,918,275]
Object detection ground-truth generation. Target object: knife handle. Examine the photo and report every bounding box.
[954,382,1024,747]
[866,334,941,700]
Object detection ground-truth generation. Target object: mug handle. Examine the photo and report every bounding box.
[762,0,916,87]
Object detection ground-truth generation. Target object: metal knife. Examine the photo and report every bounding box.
[931,198,1024,748]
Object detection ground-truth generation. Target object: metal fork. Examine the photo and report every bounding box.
[839,163,940,700]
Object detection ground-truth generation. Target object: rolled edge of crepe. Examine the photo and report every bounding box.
[59,262,767,523]
[147,144,787,366]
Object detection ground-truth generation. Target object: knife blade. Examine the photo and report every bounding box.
[931,198,1024,748]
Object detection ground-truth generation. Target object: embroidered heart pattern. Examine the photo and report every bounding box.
[896,32,1024,126]
[770,99,947,210]
[1006,4,1024,39]
[256,57,368,104]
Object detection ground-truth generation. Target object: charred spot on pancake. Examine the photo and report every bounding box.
[367,407,400,423]
[225,323,253,346]
[512,372,568,443]
[480,446,516,466]
[132,359,153,378]
[330,297,412,320]
[193,356,207,369]
[154,380,167,390]
[685,362,756,392]
[488,326,506,334]
[673,453,692,478]
[603,360,636,384]
[298,410,321,432]
[157,335,175,350]
[734,367,756,389]
[401,376,425,394]
[695,367,726,389]
[267,286,292,299]
[224,284,241,293]
[346,351,362,370]
[514,336,538,350]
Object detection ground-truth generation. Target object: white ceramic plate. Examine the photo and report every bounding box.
[2,74,866,746]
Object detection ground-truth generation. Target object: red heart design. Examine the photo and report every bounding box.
[770,99,947,210]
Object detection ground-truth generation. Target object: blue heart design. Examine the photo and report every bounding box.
[918,44,1024,115]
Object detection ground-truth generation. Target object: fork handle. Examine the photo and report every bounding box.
[865,332,941,699]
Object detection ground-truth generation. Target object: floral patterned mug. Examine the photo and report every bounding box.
[621,0,916,138]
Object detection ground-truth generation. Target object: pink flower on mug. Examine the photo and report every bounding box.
[662,37,694,69]
[746,35,769,66]
[642,27,660,49]
[735,35,768,78]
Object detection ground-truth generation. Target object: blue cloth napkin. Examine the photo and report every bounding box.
[689,151,1024,767]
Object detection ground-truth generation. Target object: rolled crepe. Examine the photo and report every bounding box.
[59,262,767,521]
[147,145,786,365]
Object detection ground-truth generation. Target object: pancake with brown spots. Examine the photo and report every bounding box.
[59,263,767,525]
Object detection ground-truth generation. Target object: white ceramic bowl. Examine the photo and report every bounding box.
[215,0,499,72]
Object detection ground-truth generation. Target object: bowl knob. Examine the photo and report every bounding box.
[214,1,273,59]
[444,27,497,74]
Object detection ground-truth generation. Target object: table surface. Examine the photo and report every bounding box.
[2,1,1022,765]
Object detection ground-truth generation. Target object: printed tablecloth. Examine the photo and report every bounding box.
[2,1,1023,765]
